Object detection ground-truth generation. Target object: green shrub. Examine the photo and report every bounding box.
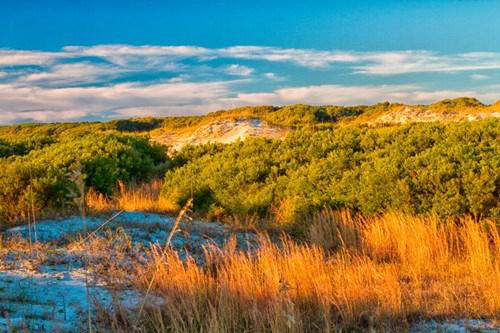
[0,133,167,226]
[162,119,499,224]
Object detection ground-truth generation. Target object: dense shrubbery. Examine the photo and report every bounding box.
[429,97,485,112]
[1,99,498,228]
[0,135,56,158]
[163,119,499,224]
[0,139,21,158]
[0,133,167,226]
[0,117,164,142]
[202,104,366,128]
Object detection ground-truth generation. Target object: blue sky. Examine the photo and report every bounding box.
[1,0,500,123]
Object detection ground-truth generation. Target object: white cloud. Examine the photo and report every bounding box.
[2,80,499,124]
[263,72,284,81]
[354,51,500,75]
[65,44,209,58]
[18,62,127,86]
[226,84,493,106]
[4,45,500,77]
[0,50,71,67]
[60,45,500,74]
[0,80,233,123]
[3,44,500,124]
[470,74,489,80]
[64,45,211,68]
[216,46,358,69]
[225,64,254,76]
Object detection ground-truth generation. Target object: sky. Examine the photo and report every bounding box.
[1,0,500,124]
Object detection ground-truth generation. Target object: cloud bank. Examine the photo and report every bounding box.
[1,45,500,124]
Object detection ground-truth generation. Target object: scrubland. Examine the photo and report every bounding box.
[0,98,499,332]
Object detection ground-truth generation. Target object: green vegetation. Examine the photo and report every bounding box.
[157,96,498,130]
[1,99,498,333]
[0,133,167,226]
[196,104,365,128]
[0,135,56,158]
[1,97,498,230]
[429,97,485,113]
[163,118,499,227]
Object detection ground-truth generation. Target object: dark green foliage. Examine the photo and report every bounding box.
[195,104,367,129]
[0,122,112,139]
[0,135,57,158]
[163,119,499,224]
[111,118,164,132]
[1,99,498,229]
[264,104,325,127]
[0,139,21,158]
[0,133,167,226]
[159,116,204,130]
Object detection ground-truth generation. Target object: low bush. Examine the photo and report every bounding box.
[162,119,499,225]
[0,133,167,227]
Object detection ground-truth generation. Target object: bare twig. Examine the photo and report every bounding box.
[78,210,125,244]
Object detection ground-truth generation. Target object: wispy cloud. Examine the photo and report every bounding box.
[3,45,500,74]
[225,64,254,76]
[216,46,358,68]
[354,51,500,75]
[63,45,500,73]
[18,62,127,86]
[1,80,498,124]
[64,44,209,58]
[63,45,209,68]
[263,72,284,81]
[226,84,491,106]
[0,49,71,67]
[470,73,489,81]
[2,44,500,124]
[0,81,233,123]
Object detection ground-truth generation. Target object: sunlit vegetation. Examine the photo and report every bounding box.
[116,212,499,332]
[428,97,486,113]
[1,99,498,230]
[0,133,168,226]
[0,98,499,331]
[162,118,499,228]
[86,179,176,214]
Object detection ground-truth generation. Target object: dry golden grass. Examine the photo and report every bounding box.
[86,180,176,214]
[0,235,47,253]
[122,211,499,332]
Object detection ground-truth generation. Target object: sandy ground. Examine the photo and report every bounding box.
[1,212,255,332]
[153,117,287,151]
[410,319,499,333]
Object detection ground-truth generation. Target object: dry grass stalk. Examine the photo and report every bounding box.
[86,179,176,214]
[165,197,193,248]
[133,196,193,330]
[125,213,499,332]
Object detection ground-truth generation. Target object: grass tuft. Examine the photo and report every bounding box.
[113,212,500,332]
[86,180,176,214]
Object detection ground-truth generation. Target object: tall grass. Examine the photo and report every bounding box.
[86,180,176,214]
[120,212,499,332]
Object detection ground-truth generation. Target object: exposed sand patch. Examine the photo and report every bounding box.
[152,117,287,151]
